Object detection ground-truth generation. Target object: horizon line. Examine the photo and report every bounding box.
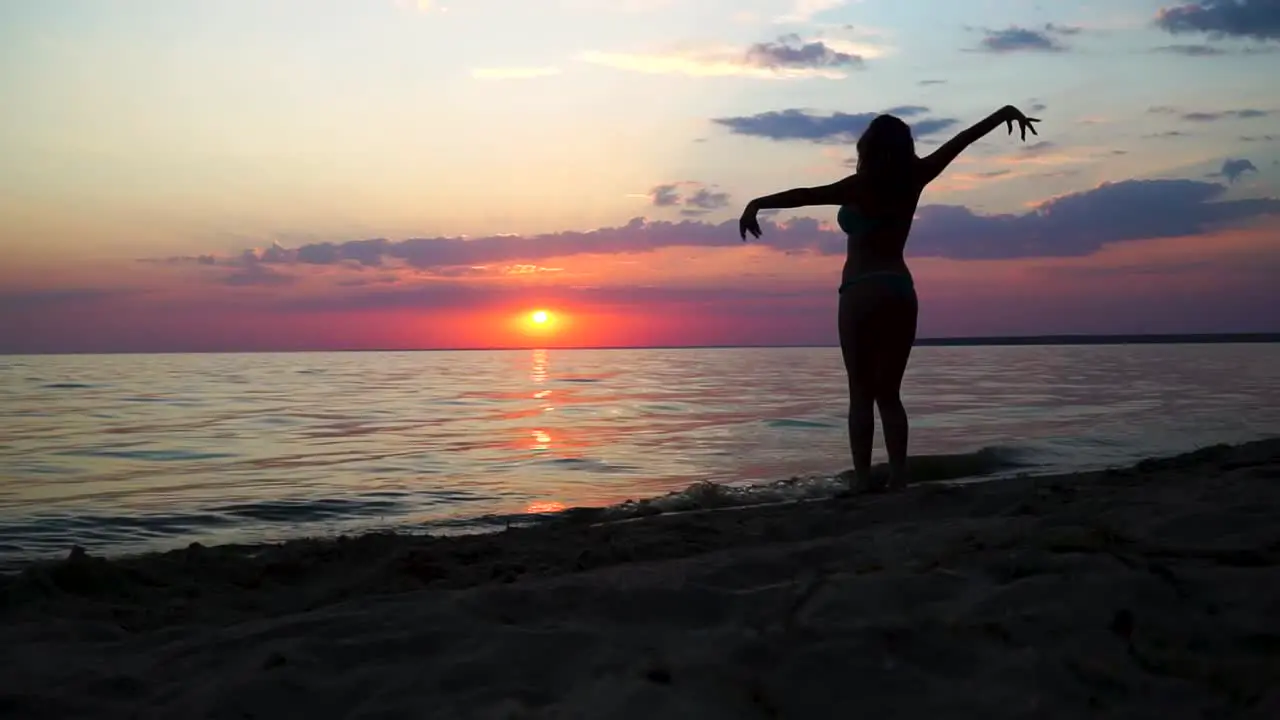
[3,332,1278,356]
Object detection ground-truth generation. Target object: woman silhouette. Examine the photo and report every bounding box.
[739,105,1040,491]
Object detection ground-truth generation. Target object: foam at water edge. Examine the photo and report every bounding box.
[533,444,1040,527]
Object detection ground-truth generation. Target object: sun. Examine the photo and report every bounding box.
[517,308,563,338]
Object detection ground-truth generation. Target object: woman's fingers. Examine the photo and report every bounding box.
[1017,117,1040,141]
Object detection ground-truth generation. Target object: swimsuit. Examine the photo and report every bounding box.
[836,204,915,296]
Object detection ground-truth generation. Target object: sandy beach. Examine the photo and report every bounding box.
[3,438,1279,719]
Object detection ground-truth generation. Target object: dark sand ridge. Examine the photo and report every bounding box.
[2,438,1279,718]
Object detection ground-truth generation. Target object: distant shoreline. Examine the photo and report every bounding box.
[913,332,1280,347]
[3,332,1279,356]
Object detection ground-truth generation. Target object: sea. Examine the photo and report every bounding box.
[2,343,1278,569]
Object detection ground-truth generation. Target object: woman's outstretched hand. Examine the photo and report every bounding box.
[739,202,762,241]
[1001,105,1041,141]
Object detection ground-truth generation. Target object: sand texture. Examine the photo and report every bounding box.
[3,438,1279,719]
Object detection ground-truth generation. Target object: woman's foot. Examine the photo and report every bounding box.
[835,469,882,497]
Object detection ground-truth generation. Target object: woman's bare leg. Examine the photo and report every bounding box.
[876,394,909,488]
[872,289,918,489]
[839,289,878,490]
[848,388,875,488]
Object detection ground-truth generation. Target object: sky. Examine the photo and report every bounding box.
[1,0,1278,352]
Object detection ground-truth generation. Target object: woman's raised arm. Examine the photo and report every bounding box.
[917,105,1040,186]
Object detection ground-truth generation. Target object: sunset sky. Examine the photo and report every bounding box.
[2,0,1278,352]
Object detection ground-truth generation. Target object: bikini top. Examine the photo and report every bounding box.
[837,205,880,238]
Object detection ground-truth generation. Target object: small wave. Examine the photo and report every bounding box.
[0,511,236,563]
[0,494,420,566]
[55,449,237,462]
[904,446,1035,482]
[542,445,1038,526]
[765,418,836,429]
[640,403,689,412]
[538,457,639,474]
[40,382,97,390]
[11,462,75,476]
[212,497,405,523]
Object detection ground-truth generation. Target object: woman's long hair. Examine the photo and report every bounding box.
[854,114,917,211]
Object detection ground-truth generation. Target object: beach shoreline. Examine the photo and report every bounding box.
[3,437,1279,718]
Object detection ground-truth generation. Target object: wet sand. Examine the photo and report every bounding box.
[3,438,1279,719]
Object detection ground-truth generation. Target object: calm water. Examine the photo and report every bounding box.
[2,345,1278,567]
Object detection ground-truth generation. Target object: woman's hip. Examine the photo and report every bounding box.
[839,272,918,317]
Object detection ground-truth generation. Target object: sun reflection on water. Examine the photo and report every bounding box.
[525,500,566,514]
[530,348,548,384]
[531,428,552,450]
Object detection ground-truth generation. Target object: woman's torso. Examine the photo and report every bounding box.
[838,176,923,285]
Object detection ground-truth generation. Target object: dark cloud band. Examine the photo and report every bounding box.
[647,182,731,216]
[977,24,1080,53]
[1156,0,1280,42]
[712,106,956,143]
[745,34,863,70]
[158,179,1280,280]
